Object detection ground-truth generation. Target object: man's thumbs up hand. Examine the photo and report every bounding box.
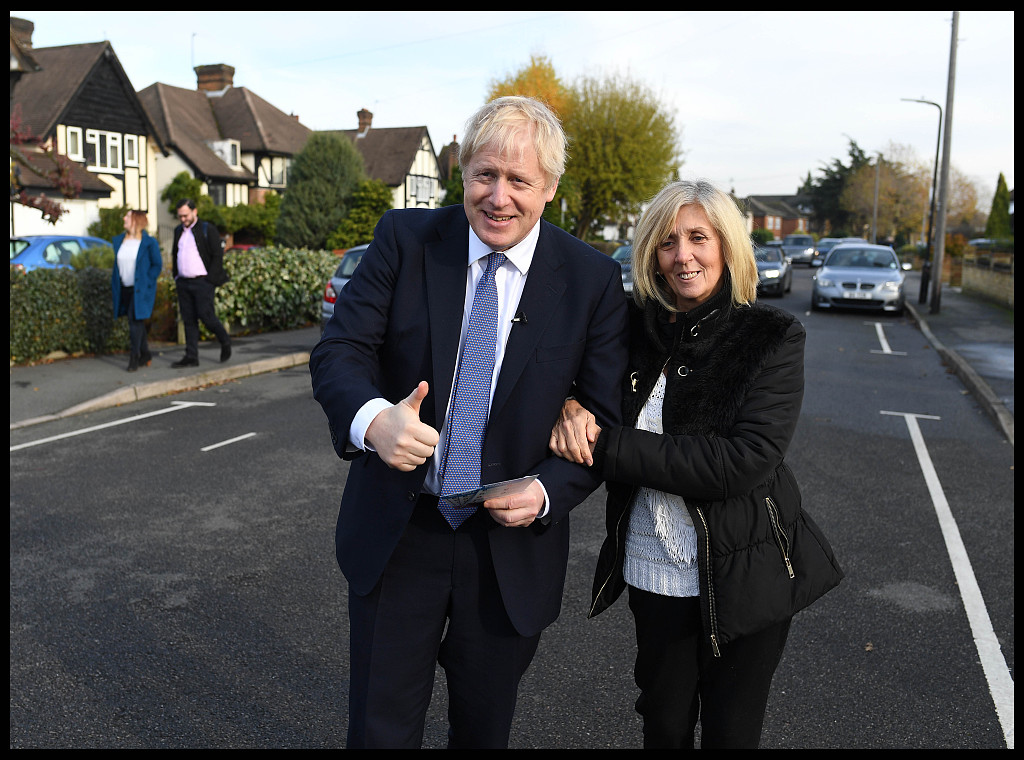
[365,381,441,471]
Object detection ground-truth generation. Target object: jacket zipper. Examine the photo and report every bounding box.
[765,496,795,578]
[589,485,638,618]
[695,506,721,658]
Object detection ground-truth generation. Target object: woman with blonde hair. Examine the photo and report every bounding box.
[111,209,162,372]
[551,179,842,748]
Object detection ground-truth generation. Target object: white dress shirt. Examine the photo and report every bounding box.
[349,220,549,509]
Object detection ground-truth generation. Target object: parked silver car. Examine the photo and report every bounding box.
[810,243,910,315]
[320,244,369,331]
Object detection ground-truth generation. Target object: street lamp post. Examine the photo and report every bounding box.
[901,97,942,304]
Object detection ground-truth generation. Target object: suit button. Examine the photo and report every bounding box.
[407,491,417,501]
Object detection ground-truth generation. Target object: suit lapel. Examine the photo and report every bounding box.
[490,225,567,419]
[424,214,470,428]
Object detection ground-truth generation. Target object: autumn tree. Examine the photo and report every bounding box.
[487,54,571,119]
[839,142,929,243]
[9,105,81,224]
[562,73,679,238]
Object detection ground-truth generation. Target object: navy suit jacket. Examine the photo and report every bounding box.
[310,206,628,636]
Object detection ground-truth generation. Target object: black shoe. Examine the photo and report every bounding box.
[140,350,152,367]
[127,355,139,372]
[171,357,199,368]
[220,343,232,363]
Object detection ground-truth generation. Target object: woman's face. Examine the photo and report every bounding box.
[123,212,133,232]
[656,204,726,312]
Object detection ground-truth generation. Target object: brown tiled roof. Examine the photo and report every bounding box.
[10,42,106,137]
[137,82,255,182]
[326,126,436,187]
[210,87,311,155]
[12,145,113,197]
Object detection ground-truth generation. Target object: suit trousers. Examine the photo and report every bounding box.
[175,277,229,360]
[627,586,791,749]
[346,494,541,749]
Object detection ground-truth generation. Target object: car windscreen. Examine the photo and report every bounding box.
[335,251,365,278]
[10,240,30,260]
[827,249,897,269]
[755,248,781,262]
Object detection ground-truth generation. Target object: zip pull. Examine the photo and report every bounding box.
[784,557,794,579]
[710,633,721,658]
[630,372,638,392]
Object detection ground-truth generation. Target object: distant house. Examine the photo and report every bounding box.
[744,195,812,239]
[138,63,312,249]
[325,109,443,210]
[9,18,165,238]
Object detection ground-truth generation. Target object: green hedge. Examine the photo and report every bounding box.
[10,246,340,365]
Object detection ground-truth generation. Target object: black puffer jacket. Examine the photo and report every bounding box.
[589,288,843,655]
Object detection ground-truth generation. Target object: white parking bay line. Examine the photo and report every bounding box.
[868,321,906,355]
[9,401,217,452]
[201,432,256,452]
[880,410,1015,749]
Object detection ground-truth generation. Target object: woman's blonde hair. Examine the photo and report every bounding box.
[631,179,758,311]
[458,96,567,189]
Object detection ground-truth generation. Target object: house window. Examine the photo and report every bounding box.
[270,156,288,186]
[84,129,123,172]
[66,126,84,161]
[124,135,139,167]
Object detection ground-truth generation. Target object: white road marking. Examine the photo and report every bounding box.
[881,410,1014,748]
[868,321,906,355]
[201,432,256,452]
[9,401,217,452]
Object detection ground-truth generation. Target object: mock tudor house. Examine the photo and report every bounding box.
[9,18,165,238]
[324,109,443,210]
[138,63,312,250]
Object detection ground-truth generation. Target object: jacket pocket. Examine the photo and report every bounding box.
[765,496,795,579]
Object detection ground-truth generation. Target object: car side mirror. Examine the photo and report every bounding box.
[811,258,823,267]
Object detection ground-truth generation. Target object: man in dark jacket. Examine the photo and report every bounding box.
[170,198,231,367]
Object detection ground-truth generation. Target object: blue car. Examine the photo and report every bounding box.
[320,244,369,331]
[10,234,111,273]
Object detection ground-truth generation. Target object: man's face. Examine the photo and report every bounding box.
[462,131,557,252]
[176,205,197,227]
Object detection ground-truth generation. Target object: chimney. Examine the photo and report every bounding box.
[10,17,35,49]
[357,108,373,135]
[195,63,235,93]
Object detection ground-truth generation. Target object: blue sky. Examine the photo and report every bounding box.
[11,11,1014,203]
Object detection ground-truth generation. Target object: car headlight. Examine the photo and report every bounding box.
[816,277,834,288]
[760,268,781,279]
[878,281,901,294]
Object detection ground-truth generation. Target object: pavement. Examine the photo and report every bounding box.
[10,277,1014,447]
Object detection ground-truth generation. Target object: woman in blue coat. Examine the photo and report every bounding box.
[111,210,163,372]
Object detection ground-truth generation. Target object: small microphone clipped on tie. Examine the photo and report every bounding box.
[511,312,528,325]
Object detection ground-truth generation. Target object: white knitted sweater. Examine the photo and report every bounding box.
[622,371,700,597]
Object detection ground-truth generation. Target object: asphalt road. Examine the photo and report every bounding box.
[9,268,1014,748]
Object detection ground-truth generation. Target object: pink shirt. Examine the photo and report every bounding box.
[176,223,208,278]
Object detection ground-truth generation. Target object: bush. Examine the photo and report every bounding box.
[10,246,339,364]
[751,228,775,245]
[70,243,116,270]
[9,266,127,364]
[214,246,338,333]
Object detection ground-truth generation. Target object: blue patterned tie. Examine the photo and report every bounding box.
[438,251,507,528]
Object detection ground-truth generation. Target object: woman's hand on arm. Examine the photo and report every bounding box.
[549,398,601,466]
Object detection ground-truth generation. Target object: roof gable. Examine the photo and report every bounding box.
[10,41,161,152]
[209,87,311,155]
[327,126,437,186]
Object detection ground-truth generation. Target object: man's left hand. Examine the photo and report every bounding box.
[483,481,545,528]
